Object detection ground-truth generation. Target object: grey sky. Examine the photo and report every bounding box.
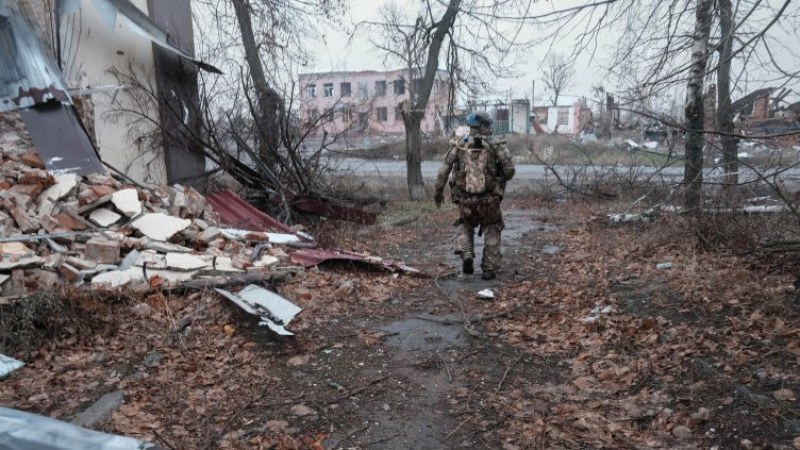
[303,0,799,109]
[305,0,606,105]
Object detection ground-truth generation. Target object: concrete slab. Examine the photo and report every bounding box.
[131,213,191,241]
[111,188,142,217]
[88,208,121,227]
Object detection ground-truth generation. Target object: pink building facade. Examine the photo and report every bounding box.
[298,69,451,136]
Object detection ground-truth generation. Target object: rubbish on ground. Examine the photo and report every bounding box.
[0,354,24,378]
[478,288,495,299]
[578,305,614,323]
[0,406,157,450]
[656,262,673,269]
[215,285,302,336]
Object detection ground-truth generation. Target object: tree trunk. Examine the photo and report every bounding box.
[717,0,738,187]
[231,0,282,167]
[684,0,714,212]
[404,113,426,200]
[402,0,461,201]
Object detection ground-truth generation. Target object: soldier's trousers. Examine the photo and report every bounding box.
[455,219,504,272]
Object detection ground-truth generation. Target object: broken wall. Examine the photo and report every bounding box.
[22,0,165,185]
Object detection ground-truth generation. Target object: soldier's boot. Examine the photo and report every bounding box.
[481,270,495,280]
[462,252,474,275]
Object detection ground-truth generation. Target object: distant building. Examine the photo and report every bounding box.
[298,69,452,136]
[531,97,592,135]
[466,100,531,135]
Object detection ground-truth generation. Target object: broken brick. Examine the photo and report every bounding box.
[17,168,54,185]
[18,152,45,169]
[34,270,61,289]
[85,238,120,264]
[3,199,39,233]
[65,257,97,270]
[53,212,88,231]
[9,182,44,198]
[58,263,81,282]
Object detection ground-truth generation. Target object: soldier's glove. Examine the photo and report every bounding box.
[434,190,444,207]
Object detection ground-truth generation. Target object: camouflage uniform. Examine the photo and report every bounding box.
[434,128,515,276]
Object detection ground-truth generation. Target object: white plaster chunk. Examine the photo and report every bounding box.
[89,208,122,227]
[111,188,142,217]
[40,173,79,202]
[131,213,191,241]
[266,233,301,244]
[134,250,167,269]
[165,253,210,271]
[0,256,43,270]
[0,242,34,257]
[145,241,193,254]
[91,267,197,287]
[209,256,243,273]
[91,267,142,287]
[253,255,280,269]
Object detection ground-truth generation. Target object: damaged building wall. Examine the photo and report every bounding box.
[18,0,212,187]
[58,0,166,185]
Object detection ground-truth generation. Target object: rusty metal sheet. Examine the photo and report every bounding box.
[18,103,105,175]
[207,190,295,234]
[289,196,377,225]
[0,2,71,113]
[290,248,422,275]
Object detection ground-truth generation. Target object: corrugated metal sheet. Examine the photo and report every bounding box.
[290,249,422,274]
[0,1,70,113]
[206,190,295,234]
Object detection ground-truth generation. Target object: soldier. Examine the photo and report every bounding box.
[434,111,515,280]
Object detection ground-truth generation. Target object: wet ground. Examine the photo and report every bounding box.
[293,204,562,449]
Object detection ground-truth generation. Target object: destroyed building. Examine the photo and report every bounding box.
[0,0,217,189]
[298,68,452,136]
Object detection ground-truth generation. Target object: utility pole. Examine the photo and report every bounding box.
[531,80,535,106]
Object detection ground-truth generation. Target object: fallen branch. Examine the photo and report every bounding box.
[328,375,393,405]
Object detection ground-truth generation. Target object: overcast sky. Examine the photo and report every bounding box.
[301,0,799,109]
[304,0,607,105]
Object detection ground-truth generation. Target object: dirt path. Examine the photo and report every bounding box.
[4,196,800,449]
[298,202,558,449]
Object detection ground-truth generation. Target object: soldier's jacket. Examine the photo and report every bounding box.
[435,130,516,202]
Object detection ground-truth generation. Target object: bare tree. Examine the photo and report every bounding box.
[370,1,618,201]
[542,53,574,107]
[684,0,714,212]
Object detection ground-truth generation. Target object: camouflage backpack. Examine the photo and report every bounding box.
[458,136,496,195]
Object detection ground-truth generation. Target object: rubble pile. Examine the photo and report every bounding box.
[0,150,301,298]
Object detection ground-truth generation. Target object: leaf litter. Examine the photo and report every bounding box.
[1,197,799,449]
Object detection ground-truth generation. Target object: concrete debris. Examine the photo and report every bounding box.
[215,284,302,336]
[110,188,142,217]
[0,138,418,308]
[0,353,24,378]
[165,253,210,271]
[131,213,191,241]
[88,208,121,227]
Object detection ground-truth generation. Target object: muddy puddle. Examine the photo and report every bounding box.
[380,317,469,352]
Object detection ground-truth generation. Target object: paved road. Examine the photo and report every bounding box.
[330,157,800,186]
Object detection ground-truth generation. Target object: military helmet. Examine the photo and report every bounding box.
[466,111,493,128]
